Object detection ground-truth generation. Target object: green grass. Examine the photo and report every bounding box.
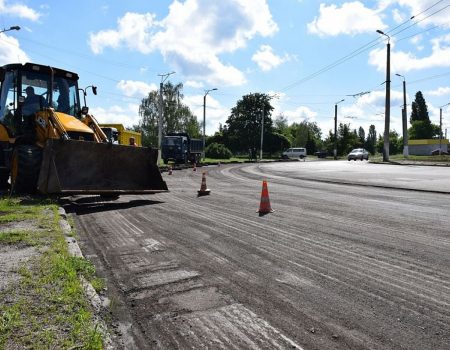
[0,197,104,349]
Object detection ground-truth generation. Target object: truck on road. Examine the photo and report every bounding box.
[161,133,203,164]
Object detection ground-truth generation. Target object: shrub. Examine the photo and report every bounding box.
[205,143,233,159]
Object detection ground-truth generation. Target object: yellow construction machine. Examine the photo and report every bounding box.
[0,62,168,195]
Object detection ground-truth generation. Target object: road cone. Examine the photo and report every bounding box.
[193,162,197,172]
[198,172,211,196]
[168,166,173,175]
[257,180,274,214]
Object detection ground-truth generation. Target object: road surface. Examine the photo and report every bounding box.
[64,161,450,349]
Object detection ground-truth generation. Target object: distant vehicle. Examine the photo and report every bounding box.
[161,133,203,164]
[282,147,307,160]
[347,148,369,161]
[314,150,328,158]
[100,124,141,146]
[431,149,449,155]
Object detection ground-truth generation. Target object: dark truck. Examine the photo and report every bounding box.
[161,133,203,164]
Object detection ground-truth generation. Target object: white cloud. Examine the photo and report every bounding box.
[283,106,318,123]
[91,103,141,128]
[0,33,29,65]
[369,34,450,72]
[252,45,291,71]
[185,80,204,88]
[393,0,450,27]
[116,80,157,98]
[426,87,450,97]
[184,93,227,135]
[307,2,386,36]
[0,0,41,21]
[89,0,278,87]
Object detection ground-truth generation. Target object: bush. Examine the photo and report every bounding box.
[205,143,233,159]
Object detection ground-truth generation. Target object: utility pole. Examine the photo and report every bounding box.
[377,30,391,162]
[334,99,344,160]
[203,88,217,160]
[157,71,175,164]
[395,73,408,157]
[260,94,278,161]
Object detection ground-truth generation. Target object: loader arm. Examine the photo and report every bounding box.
[82,113,108,143]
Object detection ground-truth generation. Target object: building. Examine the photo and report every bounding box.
[408,139,449,155]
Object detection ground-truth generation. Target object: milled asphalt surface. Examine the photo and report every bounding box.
[63,159,450,350]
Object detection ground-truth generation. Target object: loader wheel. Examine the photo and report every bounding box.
[11,145,42,194]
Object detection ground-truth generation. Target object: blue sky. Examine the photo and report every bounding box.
[1,0,450,139]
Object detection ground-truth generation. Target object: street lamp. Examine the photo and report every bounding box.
[334,99,345,160]
[157,71,175,164]
[395,73,408,157]
[377,29,391,162]
[260,94,278,161]
[203,88,218,160]
[439,102,450,155]
[0,26,20,34]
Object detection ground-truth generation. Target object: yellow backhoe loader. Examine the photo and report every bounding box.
[0,63,168,195]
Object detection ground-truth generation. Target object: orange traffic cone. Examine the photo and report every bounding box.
[168,166,173,175]
[257,180,274,214]
[193,162,197,172]
[198,172,211,196]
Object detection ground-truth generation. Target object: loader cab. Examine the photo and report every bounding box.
[0,63,82,138]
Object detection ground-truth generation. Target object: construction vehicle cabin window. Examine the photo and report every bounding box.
[53,76,78,117]
[21,71,50,116]
[0,71,16,130]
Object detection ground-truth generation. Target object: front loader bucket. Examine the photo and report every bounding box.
[38,139,168,195]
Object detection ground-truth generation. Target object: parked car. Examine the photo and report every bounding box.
[314,150,328,158]
[431,149,449,155]
[347,148,369,161]
[282,147,307,159]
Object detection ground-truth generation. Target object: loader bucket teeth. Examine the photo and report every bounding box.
[37,139,168,195]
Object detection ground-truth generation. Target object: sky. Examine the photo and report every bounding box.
[1,0,450,141]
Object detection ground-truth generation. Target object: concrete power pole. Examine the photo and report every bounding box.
[377,30,391,162]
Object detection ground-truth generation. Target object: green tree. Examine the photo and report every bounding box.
[136,81,200,147]
[409,91,438,139]
[376,130,402,154]
[365,124,377,155]
[223,93,274,154]
[358,126,365,145]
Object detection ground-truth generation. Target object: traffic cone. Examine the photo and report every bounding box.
[193,162,197,172]
[168,166,173,175]
[198,172,211,196]
[257,180,274,214]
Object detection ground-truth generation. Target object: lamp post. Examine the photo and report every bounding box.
[157,71,175,164]
[377,29,391,162]
[203,88,217,160]
[0,26,20,34]
[395,73,408,157]
[439,102,450,155]
[334,99,345,160]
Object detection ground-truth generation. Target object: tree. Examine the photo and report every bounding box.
[365,124,377,155]
[223,93,274,154]
[358,126,365,146]
[136,81,200,147]
[409,91,438,139]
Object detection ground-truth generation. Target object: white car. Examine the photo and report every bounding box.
[347,148,369,161]
[282,147,307,160]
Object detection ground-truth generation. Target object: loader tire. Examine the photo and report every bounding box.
[11,145,42,194]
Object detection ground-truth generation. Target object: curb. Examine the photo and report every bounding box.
[58,207,113,350]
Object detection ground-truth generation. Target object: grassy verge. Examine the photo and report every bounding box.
[0,197,105,349]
